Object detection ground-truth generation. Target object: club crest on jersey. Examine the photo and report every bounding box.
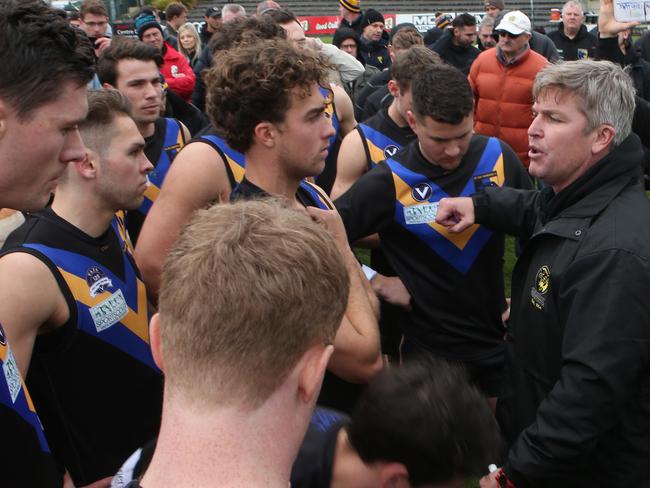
[384,144,399,159]
[531,265,550,310]
[86,266,113,298]
[411,182,433,202]
[473,171,499,192]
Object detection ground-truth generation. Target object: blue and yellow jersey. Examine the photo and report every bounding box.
[356,108,416,169]
[23,218,157,372]
[139,117,186,216]
[387,137,505,275]
[0,321,62,485]
[231,177,333,211]
[335,135,533,361]
[196,127,246,189]
[315,85,343,195]
[2,209,163,485]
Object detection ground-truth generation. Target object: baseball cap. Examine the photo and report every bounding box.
[205,6,221,18]
[495,10,531,35]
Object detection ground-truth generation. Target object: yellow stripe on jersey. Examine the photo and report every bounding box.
[391,171,480,251]
[58,268,150,344]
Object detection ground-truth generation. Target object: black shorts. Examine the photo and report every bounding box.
[400,335,505,398]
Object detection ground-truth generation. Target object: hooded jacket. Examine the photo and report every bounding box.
[430,29,480,75]
[161,42,196,103]
[333,27,366,65]
[548,22,598,60]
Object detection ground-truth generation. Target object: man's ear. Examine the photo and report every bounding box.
[72,149,97,179]
[253,121,276,149]
[149,313,165,372]
[102,82,115,90]
[592,124,616,155]
[406,110,418,132]
[297,344,334,404]
[377,462,410,488]
[387,80,401,98]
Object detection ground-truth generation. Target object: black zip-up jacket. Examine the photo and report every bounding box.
[548,23,597,60]
[429,29,480,75]
[359,32,391,71]
[474,134,650,487]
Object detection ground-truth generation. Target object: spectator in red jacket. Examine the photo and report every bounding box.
[135,11,196,102]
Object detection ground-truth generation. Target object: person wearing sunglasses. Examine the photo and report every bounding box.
[469,11,548,169]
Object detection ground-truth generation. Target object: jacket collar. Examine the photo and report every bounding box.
[539,133,644,224]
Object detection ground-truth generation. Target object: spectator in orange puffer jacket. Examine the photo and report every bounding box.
[469,11,547,167]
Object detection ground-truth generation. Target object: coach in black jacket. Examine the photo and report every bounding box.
[436,60,650,488]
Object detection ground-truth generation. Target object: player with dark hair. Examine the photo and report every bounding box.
[333,45,442,359]
[342,359,501,487]
[98,37,190,244]
[134,16,287,301]
[0,90,162,487]
[0,2,94,484]
[336,63,531,409]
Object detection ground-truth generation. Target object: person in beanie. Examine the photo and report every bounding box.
[423,12,452,45]
[339,0,363,35]
[485,0,505,18]
[134,10,195,102]
[359,9,390,71]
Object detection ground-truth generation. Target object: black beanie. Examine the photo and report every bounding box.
[361,9,384,27]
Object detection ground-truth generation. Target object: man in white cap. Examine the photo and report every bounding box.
[469,10,548,169]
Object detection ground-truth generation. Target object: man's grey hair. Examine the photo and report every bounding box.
[479,15,495,30]
[562,0,584,16]
[533,60,635,146]
[222,3,246,16]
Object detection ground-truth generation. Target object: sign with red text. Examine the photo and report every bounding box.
[297,14,396,36]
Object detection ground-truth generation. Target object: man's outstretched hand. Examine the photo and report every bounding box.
[435,197,476,233]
